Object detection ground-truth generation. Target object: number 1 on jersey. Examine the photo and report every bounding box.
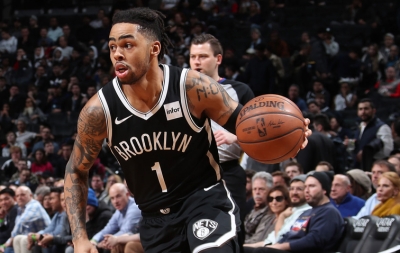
[151,162,168,192]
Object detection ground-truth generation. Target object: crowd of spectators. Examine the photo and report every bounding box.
[0,0,399,252]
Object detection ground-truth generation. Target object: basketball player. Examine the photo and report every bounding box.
[189,34,255,250]
[64,8,311,253]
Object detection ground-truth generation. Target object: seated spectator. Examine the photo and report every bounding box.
[376,66,400,97]
[387,45,399,68]
[244,172,344,253]
[372,172,400,217]
[380,33,395,63]
[15,119,38,147]
[0,188,18,245]
[91,174,105,199]
[1,147,31,183]
[330,174,365,217]
[2,186,50,253]
[31,127,59,155]
[333,81,357,111]
[244,172,273,244]
[283,162,303,180]
[287,84,307,112]
[37,191,70,252]
[361,43,385,92]
[85,188,113,243]
[30,149,53,176]
[13,187,65,253]
[388,155,400,175]
[1,132,27,158]
[11,161,38,192]
[272,172,290,188]
[346,169,372,200]
[18,97,46,131]
[306,100,321,116]
[247,185,290,245]
[99,174,123,212]
[42,190,54,219]
[53,142,72,179]
[329,115,354,140]
[244,175,311,247]
[354,160,396,219]
[306,80,331,109]
[62,84,87,114]
[0,28,18,55]
[315,161,334,172]
[33,186,50,206]
[90,183,141,250]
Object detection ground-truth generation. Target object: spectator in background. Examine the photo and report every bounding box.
[0,28,18,55]
[323,27,339,59]
[372,172,400,217]
[244,172,273,244]
[90,9,106,29]
[91,174,104,199]
[388,155,400,175]
[0,188,18,246]
[291,43,312,90]
[287,84,307,112]
[31,127,60,155]
[47,17,63,43]
[387,45,399,68]
[37,27,54,48]
[330,174,365,217]
[31,149,53,177]
[331,48,362,84]
[284,162,303,180]
[333,81,357,111]
[2,132,27,158]
[0,103,13,135]
[33,186,50,206]
[380,33,395,63]
[246,28,264,57]
[244,175,311,248]
[272,171,290,188]
[315,161,335,172]
[329,115,354,140]
[99,174,122,212]
[308,100,322,115]
[1,146,31,183]
[2,186,51,253]
[267,30,290,58]
[57,36,73,60]
[264,45,284,93]
[15,187,65,253]
[309,27,329,80]
[246,185,290,245]
[375,66,399,96]
[354,160,396,219]
[244,169,257,218]
[346,168,372,200]
[7,85,25,120]
[18,97,47,131]
[361,43,386,92]
[353,98,393,170]
[90,184,141,250]
[53,142,72,179]
[44,141,58,169]
[306,80,331,109]
[62,84,87,114]
[85,188,113,246]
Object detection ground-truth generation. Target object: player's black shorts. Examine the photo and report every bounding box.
[140,180,241,253]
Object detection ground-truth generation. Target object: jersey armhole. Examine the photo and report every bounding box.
[98,89,112,145]
[179,68,203,133]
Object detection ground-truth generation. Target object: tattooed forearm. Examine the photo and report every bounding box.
[216,108,234,123]
[64,104,106,242]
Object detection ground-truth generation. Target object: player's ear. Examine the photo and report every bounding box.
[151,41,161,57]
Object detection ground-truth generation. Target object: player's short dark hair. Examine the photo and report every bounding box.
[373,160,396,172]
[283,161,304,174]
[0,188,15,197]
[190,34,223,56]
[112,8,172,61]
[358,98,375,109]
[313,114,331,131]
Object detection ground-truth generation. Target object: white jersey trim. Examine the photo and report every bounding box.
[193,180,236,253]
[98,89,112,144]
[204,118,221,180]
[179,68,202,133]
[112,64,170,121]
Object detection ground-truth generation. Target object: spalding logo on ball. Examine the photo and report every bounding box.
[236,94,305,164]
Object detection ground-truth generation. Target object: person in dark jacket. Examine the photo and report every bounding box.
[86,188,113,240]
[0,188,18,245]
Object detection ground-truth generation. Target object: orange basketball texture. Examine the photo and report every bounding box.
[236,94,305,164]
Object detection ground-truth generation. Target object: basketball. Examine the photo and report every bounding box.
[236,94,305,164]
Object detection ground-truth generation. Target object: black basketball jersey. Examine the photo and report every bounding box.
[98,64,221,212]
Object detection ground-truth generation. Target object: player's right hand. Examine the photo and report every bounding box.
[74,240,98,253]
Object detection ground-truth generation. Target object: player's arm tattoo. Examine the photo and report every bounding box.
[64,106,106,242]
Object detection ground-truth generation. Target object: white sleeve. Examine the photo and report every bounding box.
[375,124,393,159]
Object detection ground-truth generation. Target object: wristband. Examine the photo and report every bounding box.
[31,234,36,242]
[90,239,98,244]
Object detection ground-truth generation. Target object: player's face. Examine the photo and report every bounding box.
[189,43,221,78]
[109,23,154,85]
[304,177,325,207]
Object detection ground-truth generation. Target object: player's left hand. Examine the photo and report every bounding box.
[301,118,312,149]
[214,130,237,146]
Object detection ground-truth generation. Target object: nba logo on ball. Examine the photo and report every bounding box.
[193,219,218,240]
[256,118,267,137]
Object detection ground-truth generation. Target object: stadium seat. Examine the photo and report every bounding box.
[337,215,379,253]
[354,215,400,253]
